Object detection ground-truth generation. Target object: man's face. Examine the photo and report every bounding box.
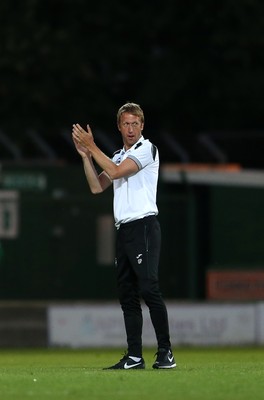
[118,112,144,150]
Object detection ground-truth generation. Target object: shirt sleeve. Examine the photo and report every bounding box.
[127,141,156,170]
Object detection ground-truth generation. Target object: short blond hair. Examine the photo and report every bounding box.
[117,102,144,125]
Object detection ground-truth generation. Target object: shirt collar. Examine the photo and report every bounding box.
[123,135,144,153]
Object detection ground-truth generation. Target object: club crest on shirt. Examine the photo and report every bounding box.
[113,149,124,165]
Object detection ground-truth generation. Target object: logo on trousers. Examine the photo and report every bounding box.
[136,254,142,264]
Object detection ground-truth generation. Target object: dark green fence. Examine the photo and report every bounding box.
[0,165,263,300]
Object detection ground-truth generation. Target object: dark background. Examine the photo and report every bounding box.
[0,0,264,301]
[1,0,264,168]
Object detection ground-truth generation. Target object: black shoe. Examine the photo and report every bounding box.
[152,348,176,369]
[103,354,145,370]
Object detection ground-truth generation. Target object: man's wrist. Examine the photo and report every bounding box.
[82,152,91,161]
[87,141,97,155]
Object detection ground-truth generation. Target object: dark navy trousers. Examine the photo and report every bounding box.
[115,215,171,357]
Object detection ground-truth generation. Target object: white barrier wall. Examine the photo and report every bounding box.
[48,302,264,348]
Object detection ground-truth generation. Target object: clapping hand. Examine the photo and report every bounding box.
[72,124,94,157]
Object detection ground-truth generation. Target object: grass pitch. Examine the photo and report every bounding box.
[0,347,264,400]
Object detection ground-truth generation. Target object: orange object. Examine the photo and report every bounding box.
[207,270,264,300]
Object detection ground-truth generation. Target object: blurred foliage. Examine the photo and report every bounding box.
[0,0,264,137]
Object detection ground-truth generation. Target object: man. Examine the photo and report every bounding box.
[72,102,176,370]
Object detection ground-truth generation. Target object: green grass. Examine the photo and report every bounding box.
[0,347,264,400]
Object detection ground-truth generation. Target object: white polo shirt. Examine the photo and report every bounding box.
[112,136,159,228]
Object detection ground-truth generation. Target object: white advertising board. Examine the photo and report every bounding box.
[48,304,127,348]
[257,302,264,344]
[48,302,261,348]
[166,303,256,345]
